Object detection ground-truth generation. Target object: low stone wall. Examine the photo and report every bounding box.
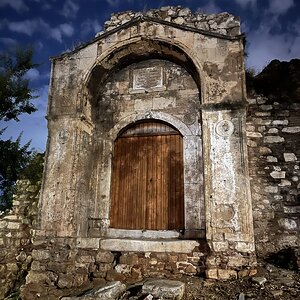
[21,235,209,300]
[0,180,39,299]
[246,96,300,257]
[100,6,240,36]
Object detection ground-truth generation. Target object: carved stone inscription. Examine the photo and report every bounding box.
[133,66,163,90]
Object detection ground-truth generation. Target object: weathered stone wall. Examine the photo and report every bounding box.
[101,6,240,36]
[246,96,300,257]
[0,180,39,299]
[36,6,255,286]
[21,235,209,300]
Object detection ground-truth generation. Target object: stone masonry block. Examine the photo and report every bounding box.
[282,126,300,133]
[76,238,100,249]
[284,153,297,162]
[96,251,114,263]
[31,249,50,261]
[270,171,286,179]
[143,279,185,300]
[264,136,284,143]
[218,269,237,279]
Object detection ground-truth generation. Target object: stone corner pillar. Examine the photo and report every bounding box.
[202,105,257,279]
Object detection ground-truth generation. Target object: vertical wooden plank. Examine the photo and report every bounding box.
[179,135,184,228]
[164,134,170,229]
[156,135,162,229]
[161,134,166,229]
[153,135,158,229]
[120,138,127,228]
[149,136,154,229]
[168,134,175,229]
[174,135,179,228]
[142,136,148,229]
[110,139,119,227]
[127,137,133,229]
[133,136,139,229]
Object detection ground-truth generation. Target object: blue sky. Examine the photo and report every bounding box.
[0,0,299,151]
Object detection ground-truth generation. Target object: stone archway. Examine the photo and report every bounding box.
[36,9,256,285]
[88,58,205,239]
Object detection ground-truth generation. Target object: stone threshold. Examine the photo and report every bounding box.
[106,228,180,239]
[100,238,199,253]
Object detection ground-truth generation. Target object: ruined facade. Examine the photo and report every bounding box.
[40,5,255,280]
[0,6,299,300]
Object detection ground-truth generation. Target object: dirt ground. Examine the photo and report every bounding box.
[126,260,300,300]
[182,262,300,300]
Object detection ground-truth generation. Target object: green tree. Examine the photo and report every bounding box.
[0,46,38,121]
[0,46,42,212]
[0,130,32,211]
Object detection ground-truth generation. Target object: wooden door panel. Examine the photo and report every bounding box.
[110,122,184,230]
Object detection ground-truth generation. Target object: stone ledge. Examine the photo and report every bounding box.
[106,229,180,239]
[100,238,199,253]
[76,238,101,249]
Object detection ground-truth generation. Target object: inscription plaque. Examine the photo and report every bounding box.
[132,66,163,90]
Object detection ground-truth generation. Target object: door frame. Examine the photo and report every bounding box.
[103,112,205,239]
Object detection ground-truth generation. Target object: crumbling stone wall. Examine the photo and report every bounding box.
[21,236,208,300]
[0,180,39,299]
[101,6,240,36]
[247,96,300,258]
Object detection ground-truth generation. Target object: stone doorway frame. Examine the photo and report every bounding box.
[100,112,205,239]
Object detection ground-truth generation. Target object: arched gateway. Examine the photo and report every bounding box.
[32,9,256,297]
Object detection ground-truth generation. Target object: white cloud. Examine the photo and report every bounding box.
[106,0,120,8]
[0,0,28,13]
[0,37,17,47]
[24,69,40,81]
[246,16,298,71]
[80,19,102,37]
[6,18,48,36]
[61,0,79,18]
[197,1,222,14]
[50,24,74,42]
[42,3,53,10]
[269,0,294,15]
[59,23,74,37]
[4,18,74,43]
[234,0,257,9]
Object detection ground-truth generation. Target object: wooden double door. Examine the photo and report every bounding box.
[110,121,184,230]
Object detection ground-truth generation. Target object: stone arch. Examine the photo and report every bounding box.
[85,37,203,92]
[108,111,195,141]
[82,36,204,122]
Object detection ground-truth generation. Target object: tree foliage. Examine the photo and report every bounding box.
[0,130,44,211]
[0,130,27,210]
[0,46,43,212]
[0,46,38,121]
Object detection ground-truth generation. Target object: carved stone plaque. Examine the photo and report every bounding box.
[132,66,163,90]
